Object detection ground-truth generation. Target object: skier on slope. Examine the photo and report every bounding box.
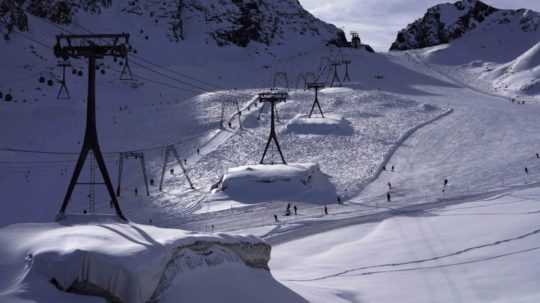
[388,182,392,190]
[525,167,529,174]
[294,205,298,215]
[387,192,391,202]
[324,205,328,215]
[274,214,279,223]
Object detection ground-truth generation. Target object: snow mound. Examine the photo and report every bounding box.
[320,87,355,94]
[419,103,439,112]
[218,163,336,204]
[286,114,353,135]
[0,219,286,303]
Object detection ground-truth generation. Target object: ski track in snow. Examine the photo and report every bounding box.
[285,226,540,282]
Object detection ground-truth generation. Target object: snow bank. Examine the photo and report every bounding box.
[218,163,336,204]
[286,114,353,135]
[0,217,275,303]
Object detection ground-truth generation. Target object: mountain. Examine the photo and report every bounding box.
[390,0,539,51]
[0,0,347,48]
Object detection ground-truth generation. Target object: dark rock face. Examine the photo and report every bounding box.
[0,0,112,39]
[200,0,347,48]
[1,0,348,48]
[390,0,499,51]
[0,0,29,39]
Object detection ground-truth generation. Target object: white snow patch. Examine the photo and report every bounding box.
[0,217,273,303]
[216,163,335,204]
[286,114,353,135]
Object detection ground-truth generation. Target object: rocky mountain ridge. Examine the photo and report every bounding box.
[391,0,539,51]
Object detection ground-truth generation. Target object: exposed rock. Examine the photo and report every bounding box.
[390,0,500,51]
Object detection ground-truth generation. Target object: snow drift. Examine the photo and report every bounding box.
[286,114,353,135]
[0,216,299,303]
[217,163,336,204]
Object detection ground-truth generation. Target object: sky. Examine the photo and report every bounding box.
[299,0,540,51]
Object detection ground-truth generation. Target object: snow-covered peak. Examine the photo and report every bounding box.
[390,0,511,51]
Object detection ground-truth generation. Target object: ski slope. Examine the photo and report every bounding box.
[271,186,540,303]
[2,2,540,301]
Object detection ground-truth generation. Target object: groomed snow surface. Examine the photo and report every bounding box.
[271,187,540,303]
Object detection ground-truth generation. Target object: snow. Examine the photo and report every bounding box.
[216,163,335,205]
[2,1,540,302]
[271,187,540,303]
[0,217,268,303]
[286,114,353,135]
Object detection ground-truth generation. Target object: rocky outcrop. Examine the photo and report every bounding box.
[0,0,112,39]
[390,0,499,51]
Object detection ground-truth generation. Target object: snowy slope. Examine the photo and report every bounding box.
[271,186,540,303]
[480,42,540,96]
[2,0,540,302]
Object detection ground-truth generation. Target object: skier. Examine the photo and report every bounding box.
[170,168,175,175]
[150,179,155,186]
[386,192,391,202]
[536,153,539,159]
[324,205,328,215]
[285,203,291,216]
[525,167,529,175]
[444,178,449,187]
[294,205,298,215]
[388,182,392,190]
[391,165,395,172]
[274,214,279,223]
[228,121,232,128]
[337,195,342,204]
[184,159,187,165]
[197,148,200,155]
[382,165,386,171]
[134,188,138,196]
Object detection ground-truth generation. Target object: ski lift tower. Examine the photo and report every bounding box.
[306,82,326,118]
[350,31,361,49]
[342,59,352,82]
[259,91,288,165]
[53,33,130,221]
[330,61,342,87]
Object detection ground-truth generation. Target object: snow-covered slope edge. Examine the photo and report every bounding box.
[0,217,298,303]
[480,42,540,97]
